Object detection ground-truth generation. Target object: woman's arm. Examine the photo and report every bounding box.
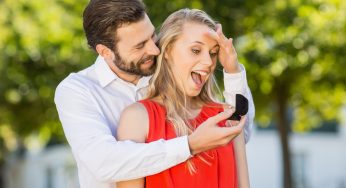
[116,103,149,188]
[233,120,250,188]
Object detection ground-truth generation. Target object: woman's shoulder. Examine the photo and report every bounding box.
[117,102,149,142]
[138,98,163,107]
[122,101,149,120]
[138,99,167,114]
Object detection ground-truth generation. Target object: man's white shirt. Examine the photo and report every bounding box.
[54,56,255,188]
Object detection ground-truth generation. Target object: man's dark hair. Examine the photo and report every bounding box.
[83,0,146,51]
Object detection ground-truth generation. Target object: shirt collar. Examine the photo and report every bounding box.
[94,55,152,88]
[95,55,117,88]
[137,75,151,89]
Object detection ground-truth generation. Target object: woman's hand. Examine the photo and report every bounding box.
[206,24,241,73]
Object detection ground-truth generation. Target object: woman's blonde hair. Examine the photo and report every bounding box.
[146,8,221,173]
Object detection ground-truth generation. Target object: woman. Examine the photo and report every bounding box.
[117,8,250,188]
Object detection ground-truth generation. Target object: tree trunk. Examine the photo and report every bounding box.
[0,145,5,188]
[0,163,4,188]
[276,86,293,188]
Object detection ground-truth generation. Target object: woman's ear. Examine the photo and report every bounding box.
[164,51,169,60]
[164,48,171,61]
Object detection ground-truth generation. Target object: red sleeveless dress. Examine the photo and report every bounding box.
[139,100,237,188]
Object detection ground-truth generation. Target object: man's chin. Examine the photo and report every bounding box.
[140,69,155,76]
[140,63,156,76]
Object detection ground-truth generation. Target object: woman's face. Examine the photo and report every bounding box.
[166,22,219,97]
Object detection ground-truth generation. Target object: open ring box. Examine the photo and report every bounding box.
[228,94,249,121]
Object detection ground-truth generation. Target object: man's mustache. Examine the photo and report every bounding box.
[140,56,155,64]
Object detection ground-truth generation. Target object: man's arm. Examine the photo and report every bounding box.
[55,81,191,182]
[55,77,243,182]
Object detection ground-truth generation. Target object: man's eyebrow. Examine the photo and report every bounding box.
[134,32,156,49]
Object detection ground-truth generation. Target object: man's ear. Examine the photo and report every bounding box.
[96,44,113,59]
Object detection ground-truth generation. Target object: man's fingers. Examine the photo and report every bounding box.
[220,124,242,139]
[225,120,238,127]
[221,116,247,137]
[207,108,235,124]
[238,116,247,127]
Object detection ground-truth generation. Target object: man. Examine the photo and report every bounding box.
[54,0,255,188]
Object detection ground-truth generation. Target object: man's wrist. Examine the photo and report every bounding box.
[164,136,191,161]
[187,134,197,156]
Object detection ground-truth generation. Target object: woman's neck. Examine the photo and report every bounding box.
[152,96,204,118]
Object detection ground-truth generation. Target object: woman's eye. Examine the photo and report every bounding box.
[192,49,200,54]
[210,51,218,57]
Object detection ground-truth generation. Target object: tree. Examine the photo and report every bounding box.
[236,0,346,187]
[0,0,94,185]
[0,0,96,140]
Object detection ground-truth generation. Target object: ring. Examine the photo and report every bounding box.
[226,105,234,109]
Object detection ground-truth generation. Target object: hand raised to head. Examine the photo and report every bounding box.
[205,24,240,73]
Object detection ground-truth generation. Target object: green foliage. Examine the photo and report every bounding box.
[0,0,96,145]
[236,0,346,131]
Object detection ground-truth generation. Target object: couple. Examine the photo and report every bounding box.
[55,0,254,188]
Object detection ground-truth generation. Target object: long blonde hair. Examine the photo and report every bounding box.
[146,8,221,173]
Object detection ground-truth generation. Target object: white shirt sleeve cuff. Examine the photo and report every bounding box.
[165,135,191,162]
[223,64,248,95]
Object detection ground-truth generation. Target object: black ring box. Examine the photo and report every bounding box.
[228,94,249,121]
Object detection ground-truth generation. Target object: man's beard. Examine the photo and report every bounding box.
[113,50,156,76]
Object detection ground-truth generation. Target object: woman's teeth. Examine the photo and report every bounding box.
[192,70,208,76]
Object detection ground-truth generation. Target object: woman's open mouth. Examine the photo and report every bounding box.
[191,70,209,88]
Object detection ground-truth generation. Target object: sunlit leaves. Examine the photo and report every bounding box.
[237,0,346,131]
[0,0,94,147]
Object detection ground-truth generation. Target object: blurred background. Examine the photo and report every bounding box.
[0,0,345,188]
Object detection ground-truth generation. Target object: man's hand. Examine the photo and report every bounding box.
[206,24,240,73]
[187,109,246,155]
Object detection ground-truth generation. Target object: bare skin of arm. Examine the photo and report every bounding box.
[116,103,148,188]
[229,120,250,188]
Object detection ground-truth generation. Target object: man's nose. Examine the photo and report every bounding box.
[146,39,160,56]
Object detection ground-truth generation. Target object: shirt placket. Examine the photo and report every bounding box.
[135,87,148,101]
